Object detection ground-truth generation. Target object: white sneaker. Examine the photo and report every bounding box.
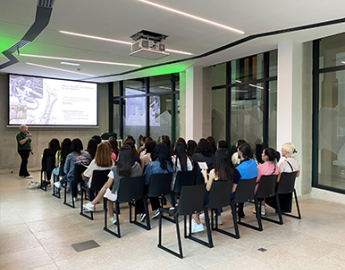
[109,217,117,225]
[253,206,266,216]
[83,202,95,211]
[54,181,61,189]
[216,215,223,225]
[24,175,33,179]
[152,209,160,219]
[140,213,146,222]
[191,219,204,233]
[73,197,77,202]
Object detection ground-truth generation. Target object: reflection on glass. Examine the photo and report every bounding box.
[318,70,345,191]
[113,81,120,96]
[212,63,226,87]
[175,92,180,140]
[231,54,264,83]
[319,32,345,69]
[149,94,172,141]
[150,74,179,93]
[124,79,145,94]
[113,100,120,139]
[212,89,226,143]
[268,81,277,148]
[231,83,263,161]
[123,97,147,144]
[269,50,278,77]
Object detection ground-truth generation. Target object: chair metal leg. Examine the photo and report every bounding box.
[186,210,213,248]
[129,199,151,231]
[281,189,302,219]
[237,199,263,232]
[40,171,47,191]
[63,181,75,208]
[52,174,61,199]
[103,198,120,238]
[212,202,240,239]
[261,194,283,225]
[80,188,93,220]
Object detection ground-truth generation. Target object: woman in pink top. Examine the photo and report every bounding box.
[254,147,280,216]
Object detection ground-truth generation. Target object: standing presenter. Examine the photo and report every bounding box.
[16,124,34,178]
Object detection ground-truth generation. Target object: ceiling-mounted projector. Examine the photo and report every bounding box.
[129,30,169,60]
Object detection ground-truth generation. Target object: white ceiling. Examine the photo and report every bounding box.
[1,0,345,83]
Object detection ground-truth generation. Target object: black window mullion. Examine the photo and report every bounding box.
[119,80,124,140]
[108,82,113,133]
[262,52,269,149]
[145,77,150,137]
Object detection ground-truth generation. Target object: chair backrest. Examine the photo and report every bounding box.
[177,184,206,216]
[256,175,278,199]
[90,169,111,191]
[147,173,173,197]
[174,170,195,193]
[46,156,56,172]
[234,177,257,203]
[277,172,298,194]
[208,180,233,208]
[73,164,87,183]
[117,175,145,203]
[59,161,65,176]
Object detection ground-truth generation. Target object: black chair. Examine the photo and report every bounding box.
[80,169,110,220]
[158,184,213,259]
[256,175,283,225]
[40,156,55,191]
[277,171,301,220]
[52,161,65,199]
[208,181,239,239]
[163,170,196,223]
[233,177,259,234]
[104,175,150,238]
[63,164,86,208]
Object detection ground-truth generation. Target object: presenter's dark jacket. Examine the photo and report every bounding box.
[16,132,31,150]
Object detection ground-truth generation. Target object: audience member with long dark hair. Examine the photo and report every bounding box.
[139,137,153,159]
[192,149,234,233]
[253,147,280,216]
[83,145,142,225]
[53,138,71,190]
[124,140,141,165]
[137,143,174,222]
[206,136,217,155]
[139,136,146,154]
[232,143,258,217]
[41,138,60,186]
[63,138,92,201]
[108,138,119,161]
[140,141,156,171]
[82,142,114,201]
[86,138,98,160]
[232,139,246,166]
[186,140,197,158]
[91,135,102,144]
[192,139,214,185]
[162,137,171,157]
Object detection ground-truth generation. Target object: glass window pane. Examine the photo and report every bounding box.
[124,79,146,95]
[149,94,172,141]
[212,63,226,87]
[123,97,147,145]
[150,74,176,93]
[268,81,277,148]
[113,99,120,139]
[230,54,264,83]
[318,70,345,191]
[269,50,278,77]
[212,88,226,143]
[319,32,345,69]
[231,83,263,161]
[113,81,120,96]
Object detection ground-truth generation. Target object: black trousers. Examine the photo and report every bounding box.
[18,149,30,177]
[135,184,160,215]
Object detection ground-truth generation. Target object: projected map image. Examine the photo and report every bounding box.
[9,75,97,126]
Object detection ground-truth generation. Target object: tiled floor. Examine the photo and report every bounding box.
[1,172,345,270]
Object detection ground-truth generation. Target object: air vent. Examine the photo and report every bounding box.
[37,0,55,8]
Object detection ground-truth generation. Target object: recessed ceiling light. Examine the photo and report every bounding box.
[138,0,244,34]
[59,31,132,45]
[59,31,194,56]
[342,61,345,64]
[26,62,94,76]
[249,84,264,89]
[61,61,80,66]
[20,54,142,67]
[159,86,180,90]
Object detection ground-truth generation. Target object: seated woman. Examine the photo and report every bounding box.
[232,143,258,218]
[253,147,280,216]
[86,138,98,160]
[168,141,193,206]
[82,142,114,201]
[231,139,246,166]
[186,140,197,159]
[140,141,156,172]
[108,138,119,162]
[83,145,142,224]
[266,142,300,213]
[192,149,234,233]
[41,138,60,186]
[63,138,92,201]
[53,138,71,190]
[136,143,174,221]
[192,139,214,185]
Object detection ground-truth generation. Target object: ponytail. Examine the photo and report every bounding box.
[264,147,280,162]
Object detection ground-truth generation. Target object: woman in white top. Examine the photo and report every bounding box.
[266,142,300,213]
[140,141,156,172]
[82,142,114,201]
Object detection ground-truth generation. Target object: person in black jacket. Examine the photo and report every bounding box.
[42,138,60,186]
